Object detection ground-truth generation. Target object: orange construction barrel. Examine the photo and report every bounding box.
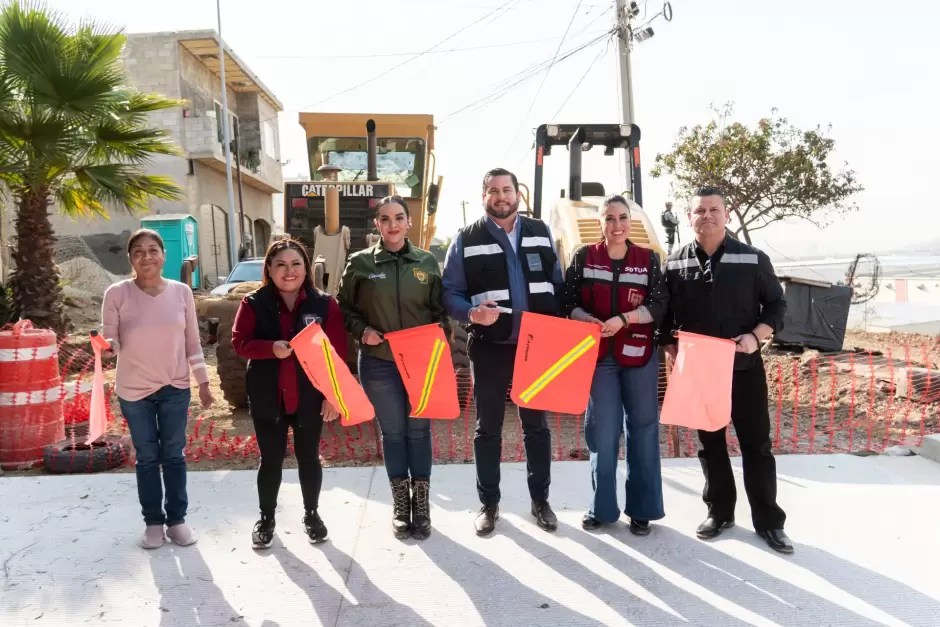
[0,321,65,470]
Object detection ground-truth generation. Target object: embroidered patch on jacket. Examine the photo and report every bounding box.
[413,268,428,284]
[626,288,643,307]
[302,314,322,327]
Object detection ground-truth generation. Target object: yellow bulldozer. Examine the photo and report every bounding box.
[203,112,465,408]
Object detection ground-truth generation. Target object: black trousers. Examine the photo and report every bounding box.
[470,340,552,505]
[697,362,787,531]
[253,412,324,515]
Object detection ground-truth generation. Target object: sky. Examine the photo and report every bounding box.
[43,0,939,260]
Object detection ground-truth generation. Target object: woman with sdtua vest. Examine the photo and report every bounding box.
[564,194,670,535]
[232,238,347,549]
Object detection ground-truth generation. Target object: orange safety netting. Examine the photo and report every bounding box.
[1,320,938,474]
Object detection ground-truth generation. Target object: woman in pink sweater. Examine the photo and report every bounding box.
[102,229,214,549]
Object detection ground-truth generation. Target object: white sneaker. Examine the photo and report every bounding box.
[166,523,197,546]
[139,525,165,549]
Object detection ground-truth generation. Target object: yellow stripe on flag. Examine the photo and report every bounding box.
[519,335,596,404]
[413,339,445,417]
[321,340,350,420]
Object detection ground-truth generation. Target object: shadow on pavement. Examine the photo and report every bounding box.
[149,546,245,627]
[274,543,435,627]
[415,528,608,627]
[568,522,936,627]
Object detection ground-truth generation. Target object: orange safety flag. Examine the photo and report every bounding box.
[384,324,460,419]
[289,322,375,426]
[660,331,736,432]
[85,333,110,445]
[510,312,601,414]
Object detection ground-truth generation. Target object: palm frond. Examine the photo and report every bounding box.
[54,175,108,218]
[1,2,186,217]
[89,122,181,164]
[74,164,182,213]
[1,2,127,118]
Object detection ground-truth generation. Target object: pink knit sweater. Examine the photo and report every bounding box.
[101,279,209,402]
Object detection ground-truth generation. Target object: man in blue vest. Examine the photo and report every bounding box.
[443,167,566,536]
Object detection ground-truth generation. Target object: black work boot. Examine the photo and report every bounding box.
[410,477,431,540]
[251,511,275,549]
[303,510,328,544]
[474,503,499,536]
[390,477,412,539]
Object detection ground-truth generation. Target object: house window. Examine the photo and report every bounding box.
[263,121,277,159]
[213,100,238,147]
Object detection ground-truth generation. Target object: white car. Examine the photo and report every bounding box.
[209,258,264,296]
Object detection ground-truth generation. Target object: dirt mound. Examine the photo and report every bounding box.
[57,257,126,333]
[58,257,123,297]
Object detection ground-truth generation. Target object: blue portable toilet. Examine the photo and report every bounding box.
[139,214,200,289]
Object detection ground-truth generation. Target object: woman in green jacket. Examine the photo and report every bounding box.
[338,195,446,540]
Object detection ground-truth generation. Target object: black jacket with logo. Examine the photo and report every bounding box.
[460,215,560,343]
[243,284,332,425]
[659,237,786,370]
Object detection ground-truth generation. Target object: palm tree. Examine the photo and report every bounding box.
[0,1,183,332]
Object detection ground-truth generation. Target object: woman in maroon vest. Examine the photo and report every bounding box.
[564,194,670,535]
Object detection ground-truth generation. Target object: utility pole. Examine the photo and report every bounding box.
[461,200,468,227]
[616,0,636,199]
[216,0,239,270]
[616,0,636,127]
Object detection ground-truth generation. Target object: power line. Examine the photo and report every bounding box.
[251,35,607,61]
[509,41,610,173]
[504,0,585,155]
[307,0,520,108]
[450,7,611,113]
[440,29,613,122]
[255,0,521,125]
[550,38,610,119]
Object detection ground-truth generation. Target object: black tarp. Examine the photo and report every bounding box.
[774,278,853,352]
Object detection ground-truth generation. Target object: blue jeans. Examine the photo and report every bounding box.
[584,354,664,523]
[119,385,191,526]
[358,352,432,480]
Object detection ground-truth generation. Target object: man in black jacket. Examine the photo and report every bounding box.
[660,186,793,554]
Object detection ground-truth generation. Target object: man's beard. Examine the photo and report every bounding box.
[485,198,520,220]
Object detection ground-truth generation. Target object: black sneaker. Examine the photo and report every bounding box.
[251,512,275,549]
[303,510,328,544]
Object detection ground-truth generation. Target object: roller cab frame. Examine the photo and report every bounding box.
[531,123,643,219]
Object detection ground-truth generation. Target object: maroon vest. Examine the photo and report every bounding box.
[581,241,654,367]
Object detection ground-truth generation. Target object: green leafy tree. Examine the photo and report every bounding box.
[0,1,184,332]
[650,104,863,245]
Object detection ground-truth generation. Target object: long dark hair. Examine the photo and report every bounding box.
[262,238,315,291]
